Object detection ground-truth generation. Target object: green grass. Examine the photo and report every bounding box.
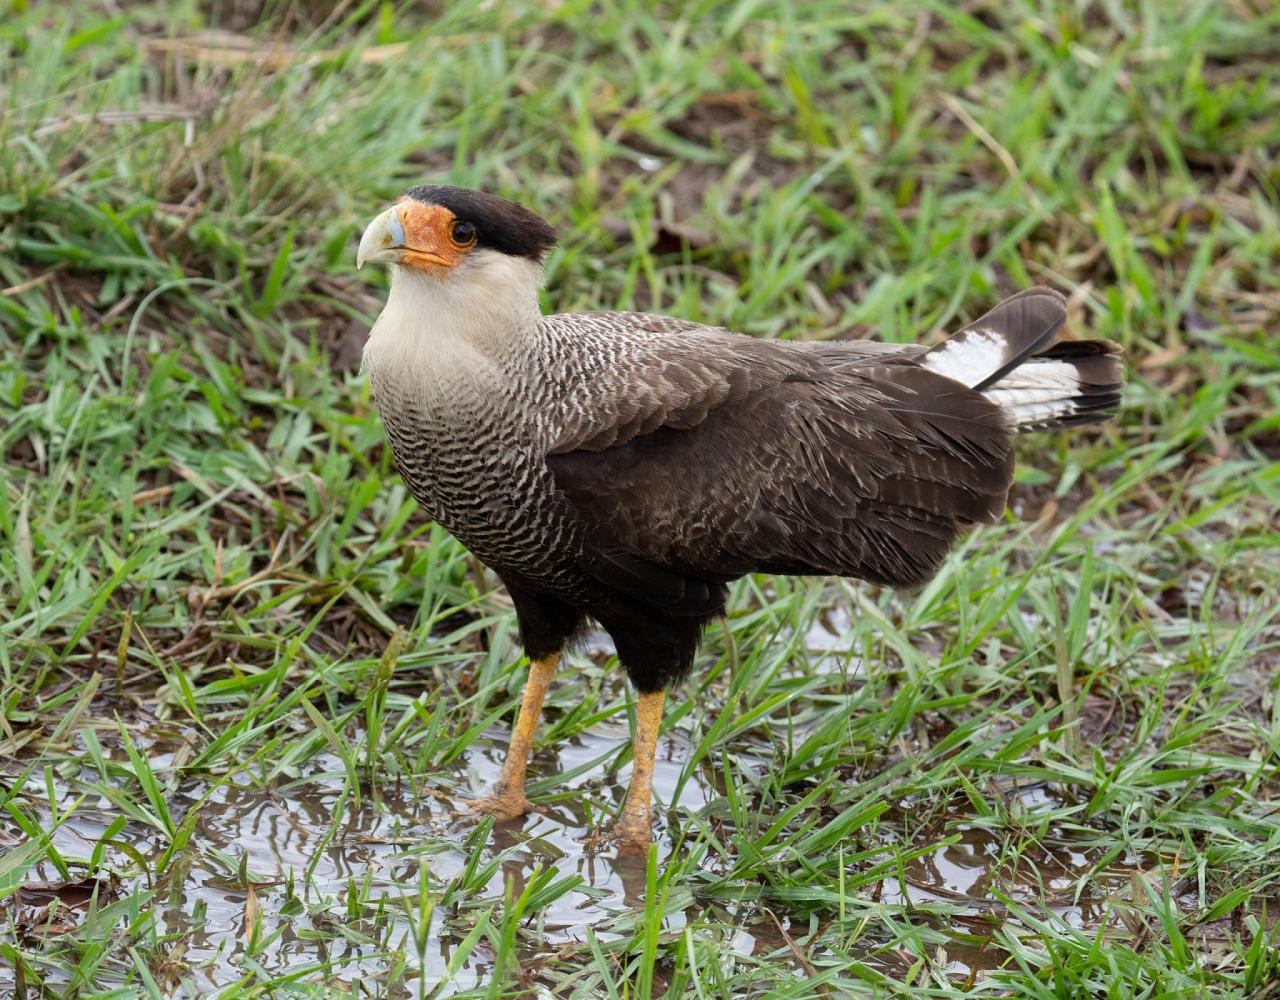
[2,0,1279,996]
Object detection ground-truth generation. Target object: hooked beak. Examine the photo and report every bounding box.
[356,206,407,269]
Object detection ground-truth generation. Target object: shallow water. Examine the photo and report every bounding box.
[7,721,716,994]
[5,700,1147,995]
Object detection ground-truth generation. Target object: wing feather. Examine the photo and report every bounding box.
[544,324,1015,613]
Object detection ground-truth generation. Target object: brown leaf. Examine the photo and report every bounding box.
[649,220,714,255]
[14,875,117,909]
[10,875,117,940]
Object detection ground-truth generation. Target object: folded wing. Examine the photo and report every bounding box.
[546,329,1014,615]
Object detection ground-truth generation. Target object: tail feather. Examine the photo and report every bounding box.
[921,289,1124,433]
[921,288,1068,391]
[985,340,1123,431]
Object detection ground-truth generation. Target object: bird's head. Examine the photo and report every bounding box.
[358,186,558,370]
[356,185,557,279]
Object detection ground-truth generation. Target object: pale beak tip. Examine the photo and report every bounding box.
[356,206,406,270]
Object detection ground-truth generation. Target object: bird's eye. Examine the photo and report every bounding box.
[451,221,477,246]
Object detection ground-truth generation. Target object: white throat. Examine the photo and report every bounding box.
[362,250,544,384]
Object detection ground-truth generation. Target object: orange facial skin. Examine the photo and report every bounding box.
[395,199,477,274]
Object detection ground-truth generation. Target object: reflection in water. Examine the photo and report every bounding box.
[6,711,1146,995]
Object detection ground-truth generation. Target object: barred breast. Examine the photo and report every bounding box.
[368,329,572,595]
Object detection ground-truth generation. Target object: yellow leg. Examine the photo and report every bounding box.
[470,653,558,820]
[613,689,665,852]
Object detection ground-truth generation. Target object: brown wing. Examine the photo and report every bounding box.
[546,336,1014,614]
[546,313,927,454]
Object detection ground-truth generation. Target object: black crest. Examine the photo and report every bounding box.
[402,184,557,261]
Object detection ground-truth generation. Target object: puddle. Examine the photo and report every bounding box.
[799,601,866,679]
[872,822,1141,975]
[2,717,720,994]
[3,707,1150,995]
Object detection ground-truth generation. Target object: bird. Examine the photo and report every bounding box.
[356,184,1124,853]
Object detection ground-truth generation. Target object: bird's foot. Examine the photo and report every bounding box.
[467,786,533,822]
[609,811,653,855]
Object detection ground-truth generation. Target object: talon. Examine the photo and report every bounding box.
[467,791,534,822]
[611,815,653,854]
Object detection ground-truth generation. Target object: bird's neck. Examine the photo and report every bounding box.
[362,255,544,384]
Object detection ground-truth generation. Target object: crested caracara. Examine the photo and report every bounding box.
[357,185,1124,852]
